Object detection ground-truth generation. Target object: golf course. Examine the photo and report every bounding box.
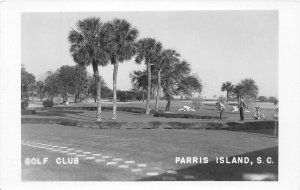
[22,99,278,181]
[20,13,279,181]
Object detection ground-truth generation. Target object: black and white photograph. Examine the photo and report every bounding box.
[1,0,300,189]
[20,10,279,181]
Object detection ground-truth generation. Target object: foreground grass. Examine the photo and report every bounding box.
[22,123,278,181]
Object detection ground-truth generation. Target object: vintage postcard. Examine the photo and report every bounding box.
[1,0,300,190]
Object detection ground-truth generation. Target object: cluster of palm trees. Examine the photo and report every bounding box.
[221,82,234,101]
[68,17,200,121]
[221,79,259,107]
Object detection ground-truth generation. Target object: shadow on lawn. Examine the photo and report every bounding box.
[223,120,278,136]
[35,110,84,117]
[138,146,278,181]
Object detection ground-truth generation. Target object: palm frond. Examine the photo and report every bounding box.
[68,17,111,68]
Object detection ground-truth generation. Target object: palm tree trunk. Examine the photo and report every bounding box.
[93,63,102,122]
[62,93,68,103]
[146,62,151,114]
[155,69,161,111]
[165,80,171,111]
[226,91,229,101]
[112,62,119,119]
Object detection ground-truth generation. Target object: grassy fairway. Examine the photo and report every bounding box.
[25,100,278,122]
[22,123,278,181]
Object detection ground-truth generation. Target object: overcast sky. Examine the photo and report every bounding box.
[22,11,278,98]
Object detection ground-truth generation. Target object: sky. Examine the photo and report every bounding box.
[21,11,278,98]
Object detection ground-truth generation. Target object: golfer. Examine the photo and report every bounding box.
[239,100,245,121]
[216,102,225,121]
[253,107,266,120]
[273,101,279,120]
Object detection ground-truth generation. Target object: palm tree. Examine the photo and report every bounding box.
[68,17,110,122]
[154,49,180,111]
[106,19,138,119]
[221,81,234,101]
[135,38,162,114]
[130,59,202,111]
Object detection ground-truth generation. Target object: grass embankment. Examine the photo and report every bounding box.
[22,116,278,136]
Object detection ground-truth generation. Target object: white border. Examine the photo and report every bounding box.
[1,0,300,190]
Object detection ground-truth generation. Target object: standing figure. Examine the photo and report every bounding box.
[239,100,245,121]
[273,108,278,120]
[273,101,279,120]
[216,102,225,121]
[253,107,266,120]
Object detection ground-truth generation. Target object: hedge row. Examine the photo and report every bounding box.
[153,111,224,120]
[30,106,223,120]
[33,106,146,114]
[21,110,36,115]
[21,118,277,132]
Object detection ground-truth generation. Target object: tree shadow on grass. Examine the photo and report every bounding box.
[223,121,278,136]
[229,130,277,138]
[35,110,84,117]
[35,112,65,117]
[48,110,84,114]
[62,115,92,121]
[138,146,278,181]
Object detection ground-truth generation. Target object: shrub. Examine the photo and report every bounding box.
[258,96,268,102]
[218,95,227,104]
[21,99,29,109]
[191,96,204,110]
[21,109,36,115]
[43,100,54,107]
[153,111,223,120]
[242,95,256,109]
[268,96,278,104]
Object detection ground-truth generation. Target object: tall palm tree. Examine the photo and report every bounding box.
[135,38,162,114]
[221,81,234,101]
[107,19,138,119]
[154,49,180,111]
[68,17,110,122]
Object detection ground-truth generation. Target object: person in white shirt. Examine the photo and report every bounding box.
[273,101,279,120]
[216,102,225,121]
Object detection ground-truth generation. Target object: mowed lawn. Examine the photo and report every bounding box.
[22,123,278,181]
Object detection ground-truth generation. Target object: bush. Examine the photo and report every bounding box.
[153,111,223,120]
[268,96,278,104]
[258,96,268,102]
[242,95,256,109]
[218,95,227,104]
[43,100,54,107]
[21,99,29,109]
[21,109,36,115]
[191,96,204,110]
